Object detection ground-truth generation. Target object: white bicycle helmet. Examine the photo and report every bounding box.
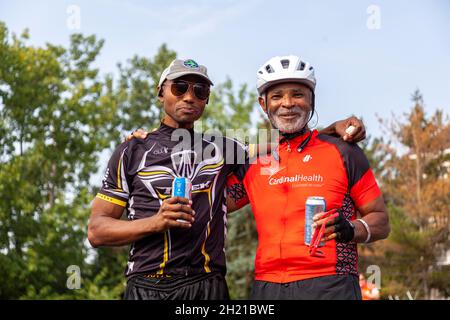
[256,55,316,96]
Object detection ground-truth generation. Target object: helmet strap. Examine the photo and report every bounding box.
[309,90,315,121]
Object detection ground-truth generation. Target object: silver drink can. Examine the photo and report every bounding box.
[305,196,326,246]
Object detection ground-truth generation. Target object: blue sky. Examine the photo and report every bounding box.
[1,0,449,138]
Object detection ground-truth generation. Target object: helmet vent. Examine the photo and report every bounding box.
[265,64,275,73]
[280,59,290,69]
[297,61,306,71]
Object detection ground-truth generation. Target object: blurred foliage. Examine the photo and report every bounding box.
[0,21,117,299]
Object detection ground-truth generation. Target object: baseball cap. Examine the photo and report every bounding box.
[158,59,214,89]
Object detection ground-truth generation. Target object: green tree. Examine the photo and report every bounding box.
[0,22,115,299]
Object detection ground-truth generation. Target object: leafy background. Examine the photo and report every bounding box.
[0,22,449,299]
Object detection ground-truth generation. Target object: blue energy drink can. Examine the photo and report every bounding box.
[172,177,192,224]
[172,177,192,199]
[305,196,326,246]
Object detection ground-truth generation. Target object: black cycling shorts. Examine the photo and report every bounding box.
[250,275,362,300]
[124,272,230,300]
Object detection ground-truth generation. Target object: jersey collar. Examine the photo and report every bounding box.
[273,129,318,160]
[279,129,318,145]
[157,122,196,137]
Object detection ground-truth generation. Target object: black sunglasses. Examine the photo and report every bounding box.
[166,80,210,100]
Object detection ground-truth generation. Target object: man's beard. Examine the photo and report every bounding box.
[268,106,311,134]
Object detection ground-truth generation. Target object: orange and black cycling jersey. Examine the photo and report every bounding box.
[231,129,381,283]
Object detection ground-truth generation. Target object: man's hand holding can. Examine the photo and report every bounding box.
[150,196,195,232]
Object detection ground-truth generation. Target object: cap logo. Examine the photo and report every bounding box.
[183,59,199,68]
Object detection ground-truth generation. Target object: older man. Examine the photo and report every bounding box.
[227,55,390,300]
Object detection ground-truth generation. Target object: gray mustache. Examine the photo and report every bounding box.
[275,106,305,116]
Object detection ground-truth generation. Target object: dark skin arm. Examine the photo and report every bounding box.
[312,195,390,243]
[88,196,195,247]
[319,116,366,143]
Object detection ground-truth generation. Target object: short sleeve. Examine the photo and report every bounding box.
[349,168,381,208]
[345,145,381,208]
[96,143,130,207]
[224,137,250,182]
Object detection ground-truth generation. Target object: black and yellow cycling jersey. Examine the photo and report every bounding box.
[96,123,247,279]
